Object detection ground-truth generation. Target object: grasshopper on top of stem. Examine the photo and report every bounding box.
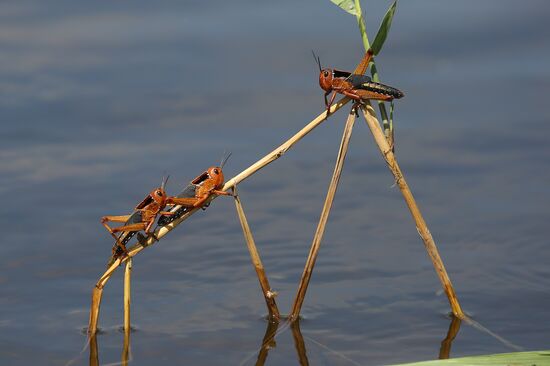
[314,49,404,113]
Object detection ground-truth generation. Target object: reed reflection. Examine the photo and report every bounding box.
[122,329,131,366]
[290,319,309,366]
[87,314,460,365]
[89,333,99,366]
[439,315,462,360]
[254,321,279,366]
[253,319,309,366]
[88,328,131,366]
[251,315,461,365]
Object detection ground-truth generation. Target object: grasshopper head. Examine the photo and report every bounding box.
[150,175,169,205]
[206,166,225,189]
[136,187,167,209]
[150,187,167,205]
[313,51,333,92]
[319,68,334,92]
[192,153,230,190]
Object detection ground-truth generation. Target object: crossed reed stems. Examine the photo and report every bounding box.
[88,96,464,336]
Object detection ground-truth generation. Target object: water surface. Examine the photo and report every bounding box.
[1,1,549,365]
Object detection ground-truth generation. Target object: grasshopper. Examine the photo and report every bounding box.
[314,49,404,112]
[157,153,233,226]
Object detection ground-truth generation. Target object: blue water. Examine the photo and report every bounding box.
[1,1,550,365]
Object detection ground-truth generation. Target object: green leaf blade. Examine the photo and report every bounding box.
[389,350,550,366]
[330,0,357,16]
[371,0,397,55]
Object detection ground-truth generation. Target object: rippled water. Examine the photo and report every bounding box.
[1,1,550,365]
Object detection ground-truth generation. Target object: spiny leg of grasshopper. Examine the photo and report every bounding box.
[111,223,148,233]
[102,215,132,223]
[101,215,131,242]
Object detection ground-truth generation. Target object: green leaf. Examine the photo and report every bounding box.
[371,0,397,55]
[389,350,550,366]
[330,0,357,16]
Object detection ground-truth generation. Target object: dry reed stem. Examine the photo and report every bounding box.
[123,258,132,331]
[222,97,350,190]
[88,97,350,334]
[233,187,281,320]
[360,103,465,318]
[290,110,356,319]
[88,287,103,335]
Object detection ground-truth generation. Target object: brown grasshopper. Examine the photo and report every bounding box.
[314,49,404,112]
[157,153,233,226]
[102,155,232,265]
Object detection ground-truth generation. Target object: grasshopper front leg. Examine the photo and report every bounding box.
[211,190,233,197]
[325,91,337,115]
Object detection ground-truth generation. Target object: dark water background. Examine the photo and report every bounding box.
[1,1,549,365]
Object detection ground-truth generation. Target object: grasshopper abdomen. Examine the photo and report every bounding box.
[157,184,197,226]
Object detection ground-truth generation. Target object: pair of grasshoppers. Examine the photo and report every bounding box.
[101,154,233,266]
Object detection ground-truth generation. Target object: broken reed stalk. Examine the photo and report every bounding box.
[88,97,350,335]
[123,258,132,331]
[233,187,281,320]
[360,103,465,318]
[290,110,356,319]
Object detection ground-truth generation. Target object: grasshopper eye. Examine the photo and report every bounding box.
[213,169,219,175]
[157,190,162,196]
[323,71,329,77]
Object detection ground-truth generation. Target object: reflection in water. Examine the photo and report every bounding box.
[122,329,131,366]
[88,329,131,366]
[88,316,461,365]
[255,321,279,366]
[439,315,462,360]
[252,319,310,366]
[252,316,461,365]
[89,334,99,366]
[290,319,309,366]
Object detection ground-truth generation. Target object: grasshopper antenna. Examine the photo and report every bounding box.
[161,174,170,190]
[220,151,232,169]
[312,50,322,71]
